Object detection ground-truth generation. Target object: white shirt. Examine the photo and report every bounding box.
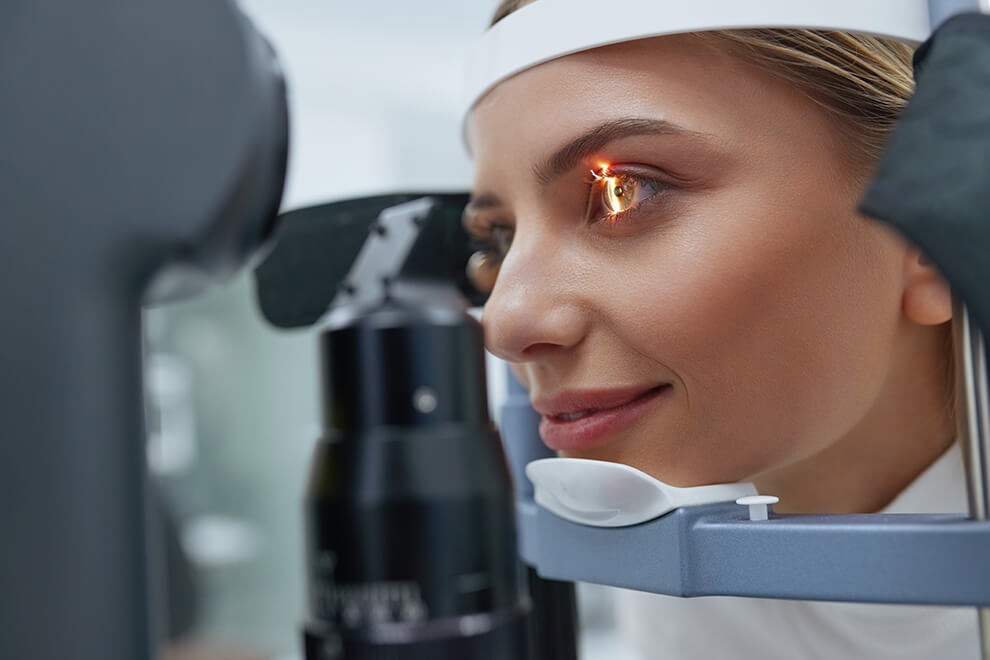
[613,443,981,660]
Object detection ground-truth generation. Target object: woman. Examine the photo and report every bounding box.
[463,1,977,658]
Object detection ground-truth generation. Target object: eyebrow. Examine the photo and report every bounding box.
[532,117,715,186]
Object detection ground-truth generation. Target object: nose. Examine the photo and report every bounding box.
[482,229,589,363]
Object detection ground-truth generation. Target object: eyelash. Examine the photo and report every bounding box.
[466,166,667,264]
[468,220,513,265]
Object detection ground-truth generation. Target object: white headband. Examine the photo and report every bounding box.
[461,0,935,145]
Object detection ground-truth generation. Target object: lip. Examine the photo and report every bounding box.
[533,385,669,452]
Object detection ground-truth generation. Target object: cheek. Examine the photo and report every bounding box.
[598,191,905,477]
[508,362,530,391]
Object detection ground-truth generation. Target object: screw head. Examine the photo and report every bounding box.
[736,495,779,506]
[413,387,438,414]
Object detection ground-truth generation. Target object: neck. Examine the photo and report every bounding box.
[753,323,954,514]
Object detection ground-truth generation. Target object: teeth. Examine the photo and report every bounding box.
[557,409,597,422]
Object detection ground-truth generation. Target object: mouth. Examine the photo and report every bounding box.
[534,384,670,452]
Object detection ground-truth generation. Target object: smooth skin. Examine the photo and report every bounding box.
[466,35,954,514]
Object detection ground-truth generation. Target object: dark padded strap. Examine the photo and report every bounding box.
[861,12,990,330]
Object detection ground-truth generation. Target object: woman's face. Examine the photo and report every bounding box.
[467,35,911,487]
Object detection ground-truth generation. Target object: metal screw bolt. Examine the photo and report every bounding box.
[413,387,438,414]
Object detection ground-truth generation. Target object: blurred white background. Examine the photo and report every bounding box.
[145,2,641,658]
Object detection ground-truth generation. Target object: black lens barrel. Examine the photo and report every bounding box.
[303,297,530,660]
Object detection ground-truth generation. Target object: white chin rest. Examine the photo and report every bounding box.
[526,457,757,527]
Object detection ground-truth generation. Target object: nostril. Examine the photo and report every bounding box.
[519,341,570,360]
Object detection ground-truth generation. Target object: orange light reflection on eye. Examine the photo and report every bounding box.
[591,163,611,180]
[589,164,619,223]
[591,164,635,222]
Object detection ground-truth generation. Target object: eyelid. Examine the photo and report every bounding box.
[464,209,512,240]
[462,204,484,234]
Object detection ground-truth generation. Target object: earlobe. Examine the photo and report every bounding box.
[902,248,953,326]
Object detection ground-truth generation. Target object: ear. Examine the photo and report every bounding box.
[902,247,953,326]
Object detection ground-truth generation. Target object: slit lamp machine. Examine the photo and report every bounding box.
[3,1,990,658]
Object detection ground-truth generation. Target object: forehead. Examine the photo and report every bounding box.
[468,34,822,185]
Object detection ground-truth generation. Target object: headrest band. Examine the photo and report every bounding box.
[461,0,933,147]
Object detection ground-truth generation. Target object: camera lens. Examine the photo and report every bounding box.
[302,297,530,660]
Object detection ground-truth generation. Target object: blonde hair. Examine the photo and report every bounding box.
[489,1,916,178]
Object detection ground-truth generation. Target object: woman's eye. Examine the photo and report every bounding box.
[471,223,512,261]
[490,224,513,254]
[589,166,665,224]
[465,222,513,293]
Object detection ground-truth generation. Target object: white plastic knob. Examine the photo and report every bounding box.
[736,495,779,521]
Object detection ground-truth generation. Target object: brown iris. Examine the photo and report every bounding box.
[601,172,638,216]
